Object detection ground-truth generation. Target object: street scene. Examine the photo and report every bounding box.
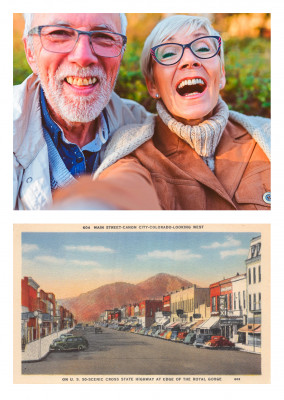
[22,325,260,376]
[17,226,268,381]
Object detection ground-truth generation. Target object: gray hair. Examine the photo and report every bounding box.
[140,14,224,83]
[23,13,128,37]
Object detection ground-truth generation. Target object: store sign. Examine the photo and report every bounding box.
[220,319,243,325]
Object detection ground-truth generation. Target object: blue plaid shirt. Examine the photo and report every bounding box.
[40,88,109,177]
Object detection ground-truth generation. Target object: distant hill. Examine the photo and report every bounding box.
[60,273,194,322]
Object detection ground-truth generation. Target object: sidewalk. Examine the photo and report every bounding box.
[235,343,261,354]
[22,328,72,362]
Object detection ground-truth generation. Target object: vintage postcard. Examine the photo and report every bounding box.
[14,224,270,384]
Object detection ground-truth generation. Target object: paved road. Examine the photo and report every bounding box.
[22,326,261,375]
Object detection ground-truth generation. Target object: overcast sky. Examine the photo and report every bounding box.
[21,231,259,298]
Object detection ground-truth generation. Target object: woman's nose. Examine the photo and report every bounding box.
[67,34,99,67]
[179,47,201,69]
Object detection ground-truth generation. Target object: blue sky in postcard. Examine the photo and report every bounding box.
[21,231,259,298]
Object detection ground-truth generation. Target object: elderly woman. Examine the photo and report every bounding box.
[54,15,270,210]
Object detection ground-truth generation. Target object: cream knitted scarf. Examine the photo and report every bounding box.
[156,97,229,171]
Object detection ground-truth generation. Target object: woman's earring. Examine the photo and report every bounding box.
[155,93,160,99]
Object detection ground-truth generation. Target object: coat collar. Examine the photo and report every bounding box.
[154,116,257,207]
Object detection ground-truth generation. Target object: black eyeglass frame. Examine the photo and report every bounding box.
[28,25,127,58]
[150,35,222,66]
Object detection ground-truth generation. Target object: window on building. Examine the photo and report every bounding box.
[238,292,241,310]
[243,291,246,309]
[212,296,216,312]
[253,267,256,284]
[234,293,236,310]
[248,269,251,284]
[259,265,261,282]
[259,293,261,310]
[253,293,256,310]
[256,242,261,256]
[249,294,251,311]
[229,293,232,310]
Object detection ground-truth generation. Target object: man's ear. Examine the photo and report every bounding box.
[219,64,226,90]
[23,38,38,75]
[145,76,159,99]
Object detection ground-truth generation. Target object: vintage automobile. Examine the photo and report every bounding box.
[204,336,235,349]
[59,333,73,340]
[170,331,180,341]
[95,327,103,333]
[194,334,212,348]
[183,332,196,345]
[175,331,188,342]
[49,336,89,351]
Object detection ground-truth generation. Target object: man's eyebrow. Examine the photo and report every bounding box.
[47,21,117,32]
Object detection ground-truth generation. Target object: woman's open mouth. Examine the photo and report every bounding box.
[176,78,207,97]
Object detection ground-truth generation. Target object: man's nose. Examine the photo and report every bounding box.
[67,33,98,67]
[178,47,201,69]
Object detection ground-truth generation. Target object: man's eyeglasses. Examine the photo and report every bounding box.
[28,25,127,58]
[151,36,222,66]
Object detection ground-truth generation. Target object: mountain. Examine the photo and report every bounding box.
[60,273,194,322]
[137,273,193,298]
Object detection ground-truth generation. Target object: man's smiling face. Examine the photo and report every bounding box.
[24,13,122,123]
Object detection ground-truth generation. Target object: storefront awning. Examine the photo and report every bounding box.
[238,324,261,333]
[189,320,205,331]
[198,316,220,329]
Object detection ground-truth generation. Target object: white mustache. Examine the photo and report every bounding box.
[55,66,106,81]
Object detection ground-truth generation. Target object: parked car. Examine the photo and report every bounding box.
[176,331,188,342]
[194,334,212,348]
[59,333,73,340]
[95,327,103,333]
[170,331,179,341]
[183,332,196,345]
[74,324,83,330]
[204,336,235,349]
[159,330,168,339]
[164,330,173,340]
[50,336,89,351]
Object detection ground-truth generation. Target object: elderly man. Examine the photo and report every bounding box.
[14,13,155,210]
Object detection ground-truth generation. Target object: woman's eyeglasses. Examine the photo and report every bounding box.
[151,36,222,66]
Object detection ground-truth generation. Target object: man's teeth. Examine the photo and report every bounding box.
[66,77,97,86]
[178,78,205,89]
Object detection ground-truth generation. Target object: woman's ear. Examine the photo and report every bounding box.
[219,64,226,90]
[23,38,38,75]
[145,76,159,99]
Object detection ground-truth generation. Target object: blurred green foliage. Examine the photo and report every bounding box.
[13,37,270,118]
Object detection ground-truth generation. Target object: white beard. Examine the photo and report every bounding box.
[37,65,116,123]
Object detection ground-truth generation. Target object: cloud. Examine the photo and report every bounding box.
[22,244,39,253]
[137,249,202,261]
[64,245,114,253]
[220,249,248,259]
[33,255,100,268]
[201,236,241,249]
